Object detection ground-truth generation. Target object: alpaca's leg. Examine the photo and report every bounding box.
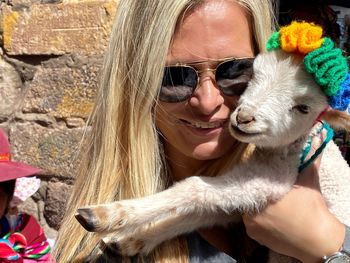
[101,211,238,256]
[75,156,297,236]
[76,175,224,234]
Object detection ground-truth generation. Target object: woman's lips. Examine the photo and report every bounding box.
[180,119,226,128]
[179,118,228,135]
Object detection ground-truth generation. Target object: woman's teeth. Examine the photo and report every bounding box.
[187,121,223,129]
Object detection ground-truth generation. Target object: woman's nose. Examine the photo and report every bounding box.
[189,74,224,115]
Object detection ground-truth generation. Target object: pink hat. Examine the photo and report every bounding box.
[0,129,41,182]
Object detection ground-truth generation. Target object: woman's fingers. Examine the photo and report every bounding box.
[297,122,327,190]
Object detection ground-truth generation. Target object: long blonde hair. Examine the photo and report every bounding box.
[54,0,276,262]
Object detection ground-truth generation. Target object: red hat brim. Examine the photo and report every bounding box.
[0,162,41,182]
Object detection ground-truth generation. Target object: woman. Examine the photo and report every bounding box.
[54,0,350,262]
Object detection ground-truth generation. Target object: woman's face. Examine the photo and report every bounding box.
[156,0,255,176]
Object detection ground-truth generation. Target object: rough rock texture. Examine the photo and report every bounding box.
[2,1,117,55]
[0,0,117,240]
[22,55,101,119]
[9,123,85,178]
[45,181,72,229]
[0,58,23,119]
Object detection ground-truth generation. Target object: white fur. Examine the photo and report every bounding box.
[79,50,350,261]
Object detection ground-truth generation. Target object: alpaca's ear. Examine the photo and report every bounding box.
[322,109,350,131]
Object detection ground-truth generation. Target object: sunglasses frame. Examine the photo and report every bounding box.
[161,56,255,102]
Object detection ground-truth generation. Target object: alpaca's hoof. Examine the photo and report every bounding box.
[100,239,121,255]
[75,208,99,232]
[101,236,147,256]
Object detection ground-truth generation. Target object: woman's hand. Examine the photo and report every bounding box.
[242,129,346,263]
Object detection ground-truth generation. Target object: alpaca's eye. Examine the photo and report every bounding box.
[293,104,310,114]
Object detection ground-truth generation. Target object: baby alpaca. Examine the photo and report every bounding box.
[75,23,350,258]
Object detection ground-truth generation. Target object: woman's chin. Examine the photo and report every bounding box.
[189,141,235,161]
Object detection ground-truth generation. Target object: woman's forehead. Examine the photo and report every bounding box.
[167,0,254,63]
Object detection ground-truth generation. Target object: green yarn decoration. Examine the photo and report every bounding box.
[266,32,281,51]
[304,37,349,96]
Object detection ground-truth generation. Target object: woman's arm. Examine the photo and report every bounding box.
[243,163,346,263]
[242,131,349,263]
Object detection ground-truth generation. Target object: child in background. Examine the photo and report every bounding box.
[0,129,54,262]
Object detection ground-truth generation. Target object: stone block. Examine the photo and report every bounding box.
[32,180,48,201]
[2,1,117,55]
[23,56,101,119]
[0,57,23,118]
[45,181,72,229]
[9,123,85,179]
[66,117,85,128]
[8,0,42,7]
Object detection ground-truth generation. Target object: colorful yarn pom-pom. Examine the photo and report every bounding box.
[304,38,349,97]
[279,21,324,54]
[266,21,350,112]
[328,73,350,112]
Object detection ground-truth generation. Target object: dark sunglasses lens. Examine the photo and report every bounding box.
[160,67,197,102]
[216,58,254,96]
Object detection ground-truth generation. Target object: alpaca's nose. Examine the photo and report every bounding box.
[236,107,256,124]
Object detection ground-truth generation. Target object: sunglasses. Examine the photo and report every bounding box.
[160,57,255,103]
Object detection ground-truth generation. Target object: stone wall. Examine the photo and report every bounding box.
[0,0,117,239]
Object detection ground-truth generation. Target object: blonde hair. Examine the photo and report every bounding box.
[54,0,275,262]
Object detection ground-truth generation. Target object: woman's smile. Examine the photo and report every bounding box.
[178,118,229,136]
